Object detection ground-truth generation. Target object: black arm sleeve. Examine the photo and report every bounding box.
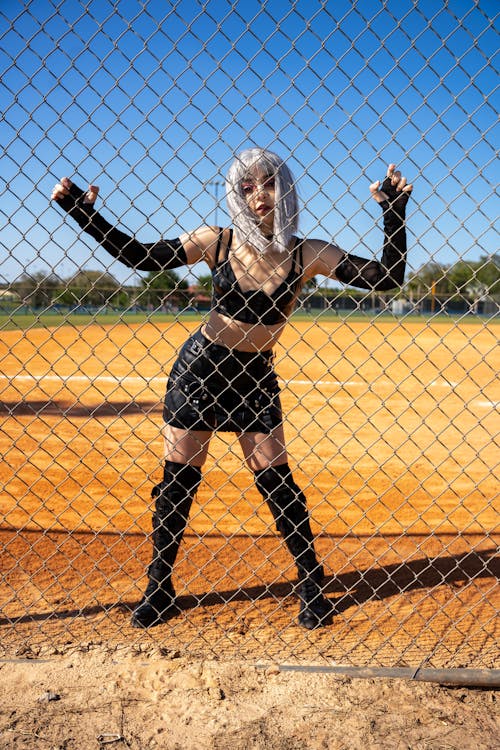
[335,178,410,291]
[55,182,188,271]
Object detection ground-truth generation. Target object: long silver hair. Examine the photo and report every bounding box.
[225,148,299,255]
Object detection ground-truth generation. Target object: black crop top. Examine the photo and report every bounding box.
[211,229,304,325]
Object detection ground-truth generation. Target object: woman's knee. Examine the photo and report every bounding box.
[254,463,302,502]
[163,425,211,467]
[239,429,287,472]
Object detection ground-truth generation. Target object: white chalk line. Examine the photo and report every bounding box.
[0,372,455,388]
[0,373,498,409]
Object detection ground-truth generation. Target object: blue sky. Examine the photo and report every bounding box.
[0,0,498,286]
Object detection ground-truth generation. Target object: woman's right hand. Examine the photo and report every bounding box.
[51,177,99,205]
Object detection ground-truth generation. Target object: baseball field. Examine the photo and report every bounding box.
[1,314,498,667]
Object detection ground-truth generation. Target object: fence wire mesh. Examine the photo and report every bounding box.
[0,1,498,668]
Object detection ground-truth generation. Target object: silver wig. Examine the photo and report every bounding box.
[225,148,299,255]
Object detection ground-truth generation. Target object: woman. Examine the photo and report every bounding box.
[51,148,413,629]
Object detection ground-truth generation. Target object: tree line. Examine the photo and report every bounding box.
[3,254,499,311]
[4,269,188,310]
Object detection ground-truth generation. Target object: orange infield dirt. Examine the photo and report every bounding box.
[0,317,498,667]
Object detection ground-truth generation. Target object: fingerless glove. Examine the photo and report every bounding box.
[56,182,187,271]
[335,176,410,290]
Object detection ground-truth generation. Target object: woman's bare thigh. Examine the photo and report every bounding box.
[238,425,288,472]
[163,424,212,467]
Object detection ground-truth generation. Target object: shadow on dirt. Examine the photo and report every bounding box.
[0,398,162,418]
[1,546,497,626]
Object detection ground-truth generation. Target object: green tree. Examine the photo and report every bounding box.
[474,253,500,295]
[409,256,499,297]
[196,274,213,295]
[407,261,452,295]
[139,270,189,309]
[59,270,125,307]
[447,260,475,292]
[12,272,62,308]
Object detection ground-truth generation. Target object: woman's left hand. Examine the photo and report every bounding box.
[370,163,413,206]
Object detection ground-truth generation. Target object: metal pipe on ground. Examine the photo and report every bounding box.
[258,665,500,689]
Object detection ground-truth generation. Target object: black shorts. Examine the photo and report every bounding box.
[163,329,283,433]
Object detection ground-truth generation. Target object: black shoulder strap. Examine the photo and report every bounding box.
[226,228,233,258]
[292,236,304,278]
[214,227,224,264]
[214,227,233,264]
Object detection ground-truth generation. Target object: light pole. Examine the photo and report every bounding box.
[208,180,224,226]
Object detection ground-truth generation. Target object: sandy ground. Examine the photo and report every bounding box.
[1,319,498,748]
[2,644,499,750]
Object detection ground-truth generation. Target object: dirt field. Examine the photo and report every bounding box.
[2,645,499,749]
[0,316,498,747]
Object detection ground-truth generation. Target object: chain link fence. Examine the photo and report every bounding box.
[0,1,498,668]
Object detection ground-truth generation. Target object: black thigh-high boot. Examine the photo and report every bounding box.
[131,461,202,628]
[255,463,332,629]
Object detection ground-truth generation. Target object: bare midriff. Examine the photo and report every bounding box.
[202,309,286,352]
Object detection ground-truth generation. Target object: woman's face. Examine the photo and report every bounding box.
[241,170,276,236]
